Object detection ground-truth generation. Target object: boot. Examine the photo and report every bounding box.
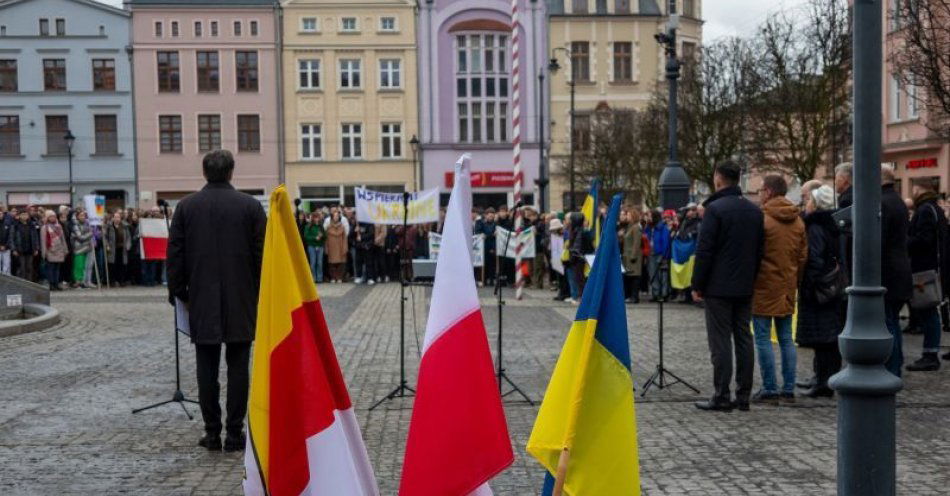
[906,353,941,372]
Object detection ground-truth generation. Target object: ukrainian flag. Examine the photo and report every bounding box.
[670,236,696,290]
[528,194,640,496]
[580,179,600,249]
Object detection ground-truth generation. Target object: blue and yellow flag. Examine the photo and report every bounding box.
[670,237,696,290]
[579,179,600,250]
[528,194,640,496]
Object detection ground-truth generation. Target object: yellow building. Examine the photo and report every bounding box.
[281,0,418,208]
[548,0,702,211]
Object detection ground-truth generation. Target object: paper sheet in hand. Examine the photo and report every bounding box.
[175,298,190,337]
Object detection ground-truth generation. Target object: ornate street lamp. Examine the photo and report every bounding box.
[64,130,76,206]
[409,134,420,191]
[548,49,576,210]
[654,14,690,210]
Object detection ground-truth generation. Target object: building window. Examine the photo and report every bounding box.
[615,0,631,14]
[668,0,677,14]
[159,115,182,153]
[237,115,260,152]
[341,123,362,159]
[0,60,16,92]
[339,59,361,88]
[300,123,322,159]
[298,59,320,89]
[55,19,65,36]
[196,51,219,92]
[92,59,115,91]
[341,17,358,32]
[379,59,401,88]
[43,59,66,91]
[250,20,258,36]
[682,41,697,60]
[301,17,318,32]
[197,114,221,152]
[40,19,50,36]
[380,16,396,31]
[572,0,588,14]
[573,114,591,152]
[210,21,218,36]
[0,115,20,156]
[194,21,202,37]
[235,51,258,92]
[157,51,180,92]
[45,115,69,155]
[613,42,632,82]
[571,42,590,82]
[233,21,242,36]
[94,115,118,155]
[908,80,920,118]
[456,34,509,143]
[890,74,902,122]
[381,123,402,158]
[154,21,162,37]
[171,21,179,37]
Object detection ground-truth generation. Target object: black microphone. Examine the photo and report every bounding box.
[157,199,168,208]
[512,200,525,210]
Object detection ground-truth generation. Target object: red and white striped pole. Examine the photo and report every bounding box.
[510,0,525,300]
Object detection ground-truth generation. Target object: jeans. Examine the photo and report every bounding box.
[306,245,324,283]
[649,254,670,299]
[884,301,905,377]
[752,315,796,394]
[917,306,942,353]
[45,261,61,288]
[0,250,10,275]
[565,266,579,300]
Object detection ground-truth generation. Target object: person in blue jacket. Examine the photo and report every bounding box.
[644,209,671,301]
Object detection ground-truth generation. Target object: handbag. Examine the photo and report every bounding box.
[814,261,848,305]
[910,204,944,310]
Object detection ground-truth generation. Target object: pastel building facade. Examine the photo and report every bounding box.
[417,0,547,207]
[547,0,702,211]
[282,0,418,209]
[128,0,280,208]
[0,0,135,209]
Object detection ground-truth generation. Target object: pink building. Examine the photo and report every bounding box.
[882,2,950,198]
[128,0,281,208]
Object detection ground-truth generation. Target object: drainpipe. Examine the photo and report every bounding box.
[126,40,139,207]
[275,0,286,186]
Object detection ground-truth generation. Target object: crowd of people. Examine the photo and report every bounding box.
[0,203,169,290]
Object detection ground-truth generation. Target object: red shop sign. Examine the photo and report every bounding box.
[907,158,938,169]
[445,171,517,188]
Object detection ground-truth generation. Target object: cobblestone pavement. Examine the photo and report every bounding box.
[1,284,949,495]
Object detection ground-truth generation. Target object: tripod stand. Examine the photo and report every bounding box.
[133,201,199,418]
[493,220,533,404]
[640,257,699,397]
[369,193,416,410]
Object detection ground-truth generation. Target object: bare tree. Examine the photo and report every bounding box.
[744,0,851,185]
[893,0,950,135]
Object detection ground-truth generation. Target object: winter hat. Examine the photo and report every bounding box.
[810,185,836,211]
[549,218,564,231]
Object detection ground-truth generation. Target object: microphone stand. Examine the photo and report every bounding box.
[494,207,533,404]
[369,192,416,410]
[133,202,199,419]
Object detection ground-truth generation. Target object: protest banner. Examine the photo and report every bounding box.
[354,187,439,225]
[428,233,484,267]
[550,234,564,275]
[83,195,106,226]
[495,227,535,259]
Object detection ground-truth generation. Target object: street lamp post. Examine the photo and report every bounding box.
[536,71,548,213]
[548,50,576,210]
[654,15,690,210]
[409,134,420,191]
[829,1,902,495]
[64,130,76,207]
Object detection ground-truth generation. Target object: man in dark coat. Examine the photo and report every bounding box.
[691,161,765,412]
[167,150,266,452]
[880,165,913,377]
[904,178,946,371]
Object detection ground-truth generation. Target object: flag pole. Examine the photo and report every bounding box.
[510,0,525,300]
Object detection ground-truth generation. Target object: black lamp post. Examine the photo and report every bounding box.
[654,15,690,210]
[536,70,548,213]
[548,49,576,211]
[64,130,76,207]
[409,134,420,191]
[829,1,901,494]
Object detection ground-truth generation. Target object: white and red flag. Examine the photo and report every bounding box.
[399,155,514,496]
[139,218,168,260]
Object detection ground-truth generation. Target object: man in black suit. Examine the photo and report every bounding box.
[691,161,765,412]
[880,165,913,377]
[167,150,267,452]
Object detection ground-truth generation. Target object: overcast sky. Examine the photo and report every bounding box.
[96,0,805,43]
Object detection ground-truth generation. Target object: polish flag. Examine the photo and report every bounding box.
[399,155,514,496]
[139,218,168,260]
